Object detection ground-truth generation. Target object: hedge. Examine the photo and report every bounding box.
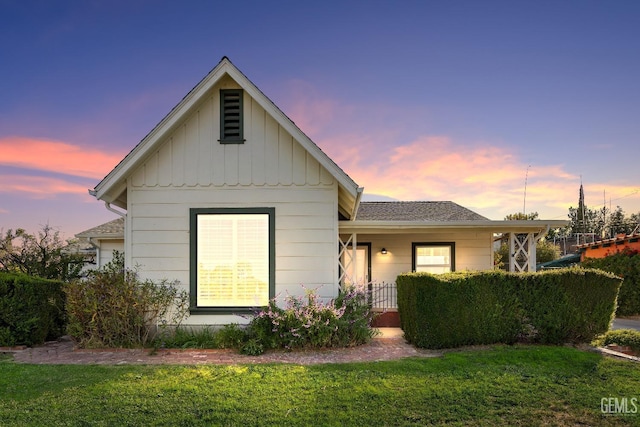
[583,249,640,316]
[595,329,640,353]
[0,272,66,346]
[397,268,621,349]
[396,271,523,349]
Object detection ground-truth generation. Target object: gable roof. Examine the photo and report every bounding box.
[93,57,362,218]
[76,218,124,239]
[356,201,489,221]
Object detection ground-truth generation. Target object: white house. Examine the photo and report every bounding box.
[79,57,566,326]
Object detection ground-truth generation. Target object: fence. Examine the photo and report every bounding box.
[368,282,397,311]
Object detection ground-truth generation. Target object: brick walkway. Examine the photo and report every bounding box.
[7,329,440,366]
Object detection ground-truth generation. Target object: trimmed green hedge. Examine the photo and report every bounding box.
[396,271,523,349]
[583,249,640,316]
[595,329,640,353]
[397,269,621,349]
[0,272,66,346]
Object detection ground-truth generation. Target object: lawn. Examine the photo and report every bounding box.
[1,346,640,426]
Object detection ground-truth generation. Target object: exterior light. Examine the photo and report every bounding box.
[381,248,388,255]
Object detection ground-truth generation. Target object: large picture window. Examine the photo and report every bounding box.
[190,208,275,312]
[412,242,455,274]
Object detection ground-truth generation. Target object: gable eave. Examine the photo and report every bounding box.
[94,57,360,207]
[94,58,232,201]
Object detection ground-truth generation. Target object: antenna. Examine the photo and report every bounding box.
[523,165,531,216]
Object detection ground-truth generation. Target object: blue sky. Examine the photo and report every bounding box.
[1,0,639,238]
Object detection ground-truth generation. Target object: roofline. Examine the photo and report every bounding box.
[94,57,359,203]
[75,233,124,240]
[339,219,569,233]
[576,231,640,249]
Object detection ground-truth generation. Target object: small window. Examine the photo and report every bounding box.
[412,242,455,273]
[190,208,274,313]
[219,89,245,143]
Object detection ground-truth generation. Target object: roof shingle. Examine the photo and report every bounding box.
[76,218,124,238]
[355,201,488,222]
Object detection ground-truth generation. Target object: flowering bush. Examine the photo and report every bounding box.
[244,286,377,354]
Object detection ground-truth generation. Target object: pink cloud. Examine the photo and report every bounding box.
[281,84,585,219]
[0,136,125,179]
[342,136,582,218]
[0,175,90,199]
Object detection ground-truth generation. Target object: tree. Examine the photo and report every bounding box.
[608,206,637,236]
[504,212,539,221]
[536,239,561,263]
[0,225,85,281]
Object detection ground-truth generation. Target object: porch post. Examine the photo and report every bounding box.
[529,233,537,272]
[352,233,358,285]
[338,233,358,289]
[509,232,536,273]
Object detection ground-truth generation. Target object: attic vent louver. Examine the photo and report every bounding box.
[219,89,245,143]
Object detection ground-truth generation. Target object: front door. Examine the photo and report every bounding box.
[340,242,371,288]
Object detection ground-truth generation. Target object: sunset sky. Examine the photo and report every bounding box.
[1,0,639,239]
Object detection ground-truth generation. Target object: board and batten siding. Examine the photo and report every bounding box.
[126,78,340,325]
[349,232,494,285]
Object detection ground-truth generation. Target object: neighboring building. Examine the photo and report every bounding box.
[577,232,640,261]
[79,57,567,326]
[76,218,125,269]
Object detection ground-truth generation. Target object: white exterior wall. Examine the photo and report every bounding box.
[99,239,124,269]
[126,77,339,325]
[350,232,494,284]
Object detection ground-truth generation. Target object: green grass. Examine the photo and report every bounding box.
[1,346,640,426]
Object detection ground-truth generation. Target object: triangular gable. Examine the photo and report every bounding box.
[93,57,362,218]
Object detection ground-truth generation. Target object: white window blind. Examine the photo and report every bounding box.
[415,245,452,274]
[197,214,269,307]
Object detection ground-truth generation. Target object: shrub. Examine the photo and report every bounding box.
[243,286,377,354]
[215,324,247,349]
[514,268,620,344]
[594,329,640,353]
[64,252,188,348]
[0,272,66,346]
[153,326,218,349]
[397,271,524,349]
[583,249,640,316]
[397,268,621,349]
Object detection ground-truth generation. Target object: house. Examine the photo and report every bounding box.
[576,232,640,261]
[76,217,124,269]
[79,57,567,326]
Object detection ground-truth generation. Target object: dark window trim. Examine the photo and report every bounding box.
[218,89,245,144]
[189,207,275,314]
[411,242,456,272]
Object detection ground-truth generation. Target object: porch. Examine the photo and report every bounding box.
[338,225,564,327]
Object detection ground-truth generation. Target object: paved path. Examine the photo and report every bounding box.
[612,317,640,331]
[7,328,440,366]
[6,323,640,366]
